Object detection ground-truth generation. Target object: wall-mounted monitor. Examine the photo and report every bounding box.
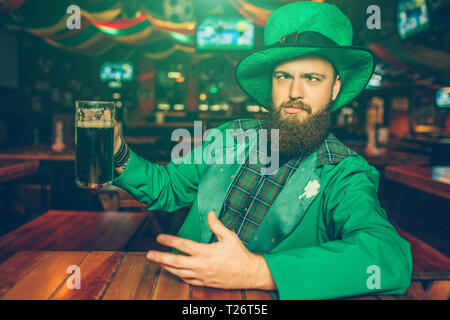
[436,87,450,108]
[366,73,383,90]
[196,17,254,51]
[397,0,430,39]
[100,61,133,82]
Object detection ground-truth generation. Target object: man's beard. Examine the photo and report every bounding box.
[264,100,332,160]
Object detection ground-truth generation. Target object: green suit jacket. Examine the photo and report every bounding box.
[113,119,412,300]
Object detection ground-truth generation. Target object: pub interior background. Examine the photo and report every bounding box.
[0,0,449,260]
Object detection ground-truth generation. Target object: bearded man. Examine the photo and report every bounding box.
[111,2,412,299]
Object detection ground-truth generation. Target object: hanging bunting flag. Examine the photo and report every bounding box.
[78,0,122,22]
[229,0,271,26]
[228,0,323,26]
[0,0,26,12]
[0,0,325,59]
[86,11,156,44]
[370,43,444,90]
[385,39,450,71]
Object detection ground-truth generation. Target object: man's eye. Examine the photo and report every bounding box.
[307,76,320,82]
[275,74,289,80]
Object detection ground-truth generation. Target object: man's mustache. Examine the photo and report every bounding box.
[280,101,312,114]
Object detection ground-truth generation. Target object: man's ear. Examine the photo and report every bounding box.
[331,75,341,101]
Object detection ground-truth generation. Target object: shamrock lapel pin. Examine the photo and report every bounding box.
[299,179,320,200]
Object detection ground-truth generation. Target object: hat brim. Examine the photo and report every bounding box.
[235,45,375,112]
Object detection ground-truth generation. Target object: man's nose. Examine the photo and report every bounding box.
[289,77,305,100]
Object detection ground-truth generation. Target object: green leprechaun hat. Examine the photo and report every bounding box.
[235,1,375,112]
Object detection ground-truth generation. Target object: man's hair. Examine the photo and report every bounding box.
[331,63,339,82]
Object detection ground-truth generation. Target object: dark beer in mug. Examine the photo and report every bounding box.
[75,101,115,189]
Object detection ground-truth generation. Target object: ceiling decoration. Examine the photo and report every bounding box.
[0,0,447,89]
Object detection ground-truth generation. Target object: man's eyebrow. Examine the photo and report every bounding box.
[272,70,291,77]
[302,72,326,79]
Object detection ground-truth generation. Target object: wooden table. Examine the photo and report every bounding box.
[0,251,271,300]
[0,144,90,210]
[0,159,40,183]
[0,159,41,224]
[385,166,450,199]
[0,210,147,264]
[0,251,448,300]
[365,151,430,167]
[402,137,450,166]
[0,143,75,161]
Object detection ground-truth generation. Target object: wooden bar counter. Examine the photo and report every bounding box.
[0,251,448,300]
[0,209,448,300]
[384,166,450,199]
[0,159,40,183]
[0,210,147,264]
[0,143,75,161]
[0,251,272,300]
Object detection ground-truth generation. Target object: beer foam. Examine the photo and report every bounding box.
[77,120,114,128]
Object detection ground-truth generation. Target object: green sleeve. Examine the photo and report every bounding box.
[112,149,201,212]
[264,160,413,300]
[112,121,230,212]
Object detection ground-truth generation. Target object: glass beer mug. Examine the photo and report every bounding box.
[75,101,115,189]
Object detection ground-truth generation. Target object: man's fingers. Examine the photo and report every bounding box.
[181,278,205,287]
[156,234,210,256]
[146,251,198,269]
[160,264,197,279]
